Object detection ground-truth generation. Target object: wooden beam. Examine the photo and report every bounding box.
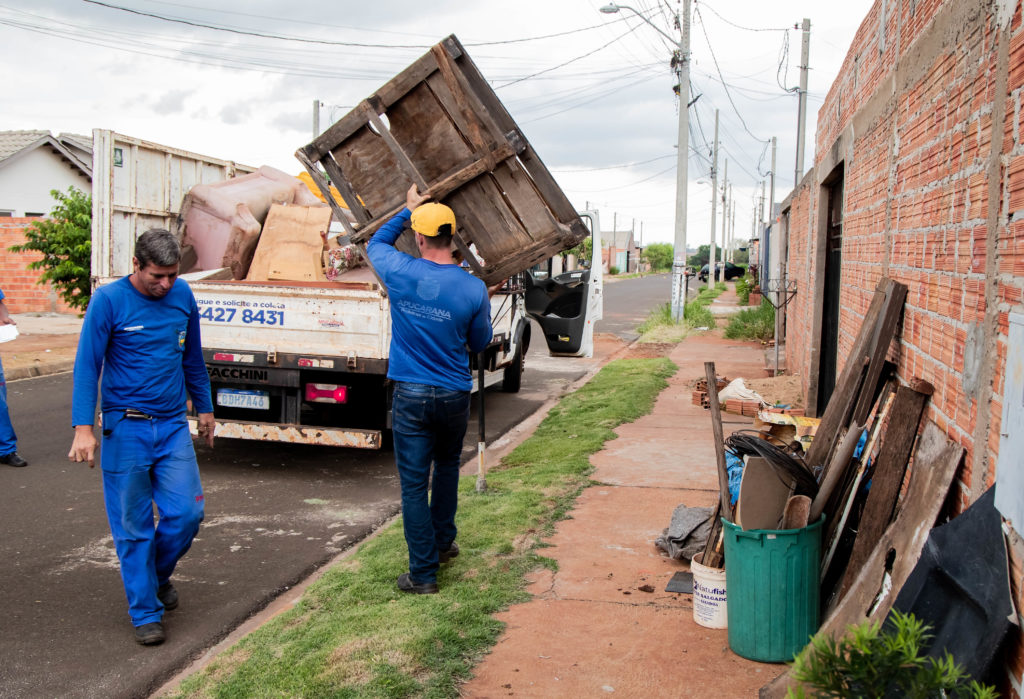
[837,379,933,598]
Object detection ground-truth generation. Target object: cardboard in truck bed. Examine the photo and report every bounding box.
[295,35,588,286]
[247,204,333,283]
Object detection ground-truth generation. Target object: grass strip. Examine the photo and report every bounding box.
[174,357,677,699]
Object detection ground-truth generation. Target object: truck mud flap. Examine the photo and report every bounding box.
[189,417,382,449]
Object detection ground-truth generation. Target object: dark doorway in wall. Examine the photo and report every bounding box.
[817,169,844,416]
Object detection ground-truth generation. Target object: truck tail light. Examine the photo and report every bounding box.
[305,383,348,404]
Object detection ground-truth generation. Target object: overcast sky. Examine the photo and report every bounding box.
[0,0,874,248]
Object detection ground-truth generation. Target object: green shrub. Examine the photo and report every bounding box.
[789,610,998,699]
[724,300,775,340]
[609,265,620,275]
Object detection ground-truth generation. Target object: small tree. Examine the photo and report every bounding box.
[641,242,673,272]
[687,244,710,269]
[9,187,92,313]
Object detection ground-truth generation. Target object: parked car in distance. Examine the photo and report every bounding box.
[698,261,743,282]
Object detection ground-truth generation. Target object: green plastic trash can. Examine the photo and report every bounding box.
[722,516,823,662]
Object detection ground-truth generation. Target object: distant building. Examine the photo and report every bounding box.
[0,130,92,217]
[602,229,641,273]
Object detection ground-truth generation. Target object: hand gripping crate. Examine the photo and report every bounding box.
[295,35,589,286]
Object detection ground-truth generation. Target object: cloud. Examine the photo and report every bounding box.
[219,102,251,125]
[151,89,194,115]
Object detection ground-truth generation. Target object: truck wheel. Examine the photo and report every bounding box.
[502,345,524,393]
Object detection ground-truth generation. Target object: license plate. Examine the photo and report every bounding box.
[217,389,269,410]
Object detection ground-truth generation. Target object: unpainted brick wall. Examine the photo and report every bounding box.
[0,218,76,314]
[783,1,1024,693]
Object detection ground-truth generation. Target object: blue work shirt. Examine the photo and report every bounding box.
[71,276,213,425]
[367,209,493,392]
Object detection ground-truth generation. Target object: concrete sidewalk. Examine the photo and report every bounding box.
[463,326,786,694]
[0,312,82,380]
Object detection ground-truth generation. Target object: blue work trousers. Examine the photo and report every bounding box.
[392,382,471,585]
[0,357,17,456]
[101,412,204,626]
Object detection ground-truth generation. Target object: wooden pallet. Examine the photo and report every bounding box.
[295,35,589,286]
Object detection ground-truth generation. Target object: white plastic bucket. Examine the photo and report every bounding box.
[691,552,728,629]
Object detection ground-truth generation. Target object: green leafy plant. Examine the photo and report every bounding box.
[641,242,672,272]
[609,265,620,276]
[735,275,752,305]
[724,299,774,340]
[687,243,710,268]
[789,610,998,699]
[9,187,92,312]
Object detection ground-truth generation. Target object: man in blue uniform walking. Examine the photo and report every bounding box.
[0,288,27,467]
[368,185,494,594]
[69,228,215,645]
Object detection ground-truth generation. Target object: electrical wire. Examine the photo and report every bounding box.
[692,4,770,145]
[695,1,793,33]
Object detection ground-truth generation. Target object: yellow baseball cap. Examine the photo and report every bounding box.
[410,202,456,237]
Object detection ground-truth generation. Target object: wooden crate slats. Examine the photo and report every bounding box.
[330,125,403,215]
[360,103,429,191]
[296,34,587,285]
[441,35,582,226]
[448,179,535,251]
[293,149,359,238]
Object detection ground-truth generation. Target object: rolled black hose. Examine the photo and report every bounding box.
[724,430,819,497]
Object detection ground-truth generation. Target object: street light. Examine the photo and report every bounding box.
[600,1,691,322]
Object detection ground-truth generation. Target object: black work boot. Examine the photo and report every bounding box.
[134,622,165,645]
[396,573,438,595]
[438,542,460,564]
[0,452,27,467]
[158,583,178,611]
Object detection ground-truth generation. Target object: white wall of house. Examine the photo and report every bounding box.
[0,148,90,216]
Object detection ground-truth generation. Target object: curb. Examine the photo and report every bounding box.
[6,360,75,381]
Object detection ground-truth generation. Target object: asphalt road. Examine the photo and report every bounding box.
[597,272,694,341]
[0,275,660,699]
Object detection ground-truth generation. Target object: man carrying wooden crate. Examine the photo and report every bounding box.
[367,185,495,595]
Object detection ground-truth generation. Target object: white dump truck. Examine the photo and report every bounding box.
[91,130,535,449]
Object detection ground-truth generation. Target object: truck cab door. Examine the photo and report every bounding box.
[524,210,603,358]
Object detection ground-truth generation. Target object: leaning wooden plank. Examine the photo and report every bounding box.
[759,420,964,698]
[804,282,888,467]
[837,380,933,599]
[850,282,908,426]
[807,278,906,470]
[705,362,734,518]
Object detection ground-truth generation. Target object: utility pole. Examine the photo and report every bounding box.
[670,0,693,321]
[728,189,734,263]
[730,197,736,263]
[313,99,321,139]
[712,159,724,285]
[795,18,811,188]
[718,160,727,283]
[600,0,691,318]
[708,110,719,290]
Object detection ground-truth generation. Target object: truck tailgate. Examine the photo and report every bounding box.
[191,281,389,360]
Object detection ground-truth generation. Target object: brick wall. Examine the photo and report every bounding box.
[0,218,77,314]
[783,0,1024,692]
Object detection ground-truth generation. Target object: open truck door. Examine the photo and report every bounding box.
[525,209,603,358]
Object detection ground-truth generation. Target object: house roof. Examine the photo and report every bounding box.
[0,130,92,179]
[605,230,636,249]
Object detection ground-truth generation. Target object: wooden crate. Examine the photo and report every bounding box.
[295,35,589,286]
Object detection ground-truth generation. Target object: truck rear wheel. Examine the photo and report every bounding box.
[502,345,524,393]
